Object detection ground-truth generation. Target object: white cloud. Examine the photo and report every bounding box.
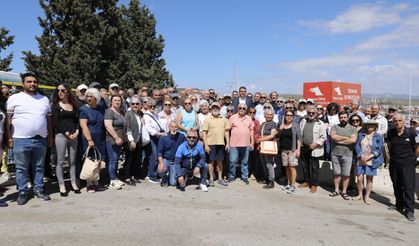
[352,15,419,51]
[298,3,408,33]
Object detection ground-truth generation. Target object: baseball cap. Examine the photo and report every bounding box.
[298,99,306,104]
[306,98,314,104]
[171,93,179,99]
[109,83,119,89]
[89,82,101,89]
[210,102,220,108]
[77,84,88,91]
[223,93,232,98]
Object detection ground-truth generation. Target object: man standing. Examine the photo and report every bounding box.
[367,104,388,136]
[232,86,253,112]
[228,103,254,184]
[202,102,230,187]
[220,94,233,118]
[175,130,208,192]
[387,114,418,221]
[329,111,357,200]
[157,121,186,187]
[6,73,53,205]
[152,89,163,113]
[349,99,366,122]
[299,106,326,193]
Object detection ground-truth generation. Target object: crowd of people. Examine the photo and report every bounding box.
[0,73,418,222]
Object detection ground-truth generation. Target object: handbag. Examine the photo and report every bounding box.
[141,118,151,146]
[80,146,102,180]
[259,122,278,155]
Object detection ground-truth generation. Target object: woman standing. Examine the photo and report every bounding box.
[257,109,278,189]
[52,84,81,196]
[278,110,301,194]
[176,98,199,135]
[248,108,262,181]
[124,96,144,185]
[354,120,384,204]
[349,114,363,132]
[104,95,126,190]
[79,88,106,193]
[158,99,176,133]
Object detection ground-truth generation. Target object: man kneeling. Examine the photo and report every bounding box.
[175,130,209,192]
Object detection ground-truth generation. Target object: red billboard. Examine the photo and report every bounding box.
[303,81,361,106]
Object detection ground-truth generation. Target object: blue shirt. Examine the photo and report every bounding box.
[174,141,206,169]
[157,132,186,160]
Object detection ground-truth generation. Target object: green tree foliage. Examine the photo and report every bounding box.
[23,0,173,89]
[0,27,15,72]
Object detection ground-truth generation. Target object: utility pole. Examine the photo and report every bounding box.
[233,62,237,91]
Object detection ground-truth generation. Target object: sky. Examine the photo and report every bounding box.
[1,0,419,96]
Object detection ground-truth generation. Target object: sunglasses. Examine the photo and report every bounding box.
[111,87,119,90]
[351,119,360,122]
[164,104,172,106]
[249,111,256,114]
[261,96,267,99]
[58,89,67,93]
[285,114,294,117]
[276,101,283,103]
[131,103,140,105]
[227,110,234,112]
[308,112,316,115]
[149,105,156,108]
[285,107,293,109]
[238,107,246,110]
[187,136,197,139]
[184,102,192,105]
[209,92,215,94]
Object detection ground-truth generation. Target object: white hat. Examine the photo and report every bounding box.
[298,99,306,104]
[77,84,88,91]
[109,83,119,89]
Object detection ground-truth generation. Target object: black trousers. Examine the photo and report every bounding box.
[124,142,142,180]
[389,160,416,213]
[300,145,321,186]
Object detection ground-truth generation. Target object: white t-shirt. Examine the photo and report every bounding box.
[0,111,5,134]
[7,92,51,138]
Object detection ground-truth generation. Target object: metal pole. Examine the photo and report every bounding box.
[408,70,413,120]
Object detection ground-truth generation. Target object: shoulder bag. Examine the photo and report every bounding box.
[260,122,278,155]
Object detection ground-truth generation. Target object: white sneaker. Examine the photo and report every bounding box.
[199,184,208,192]
[1,172,11,181]
[116,180,125,186]
[282,185,290,191]
[109,180,122,190]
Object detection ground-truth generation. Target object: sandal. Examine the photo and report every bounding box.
[352,196,362,201]
[329,191,339,197]
[341,193,350,200]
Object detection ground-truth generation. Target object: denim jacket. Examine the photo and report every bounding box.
[355,132,384,168]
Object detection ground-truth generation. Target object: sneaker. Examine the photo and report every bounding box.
[250,174,256,181]
[34,189,51,201]
[243,179,249,185]
[147,178,161,184]
[1,172,11,181]
[287,186,296,194]
[199,184,208,192]
[0,199,7,207]
[207,180,215,187]
[406,212,415,222]
[227,177,235,182]
[263,181,274,189]
[116,180,125,186]
[217,179,228,186]
[109,180,122,190]
[16,191,28,205]
[161,181,169,188]
[282,185,291,191]
[87,186,96,193]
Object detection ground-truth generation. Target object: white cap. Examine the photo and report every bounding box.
[109,83,119,89]
[77,84,88,91]
[298,99,306,103]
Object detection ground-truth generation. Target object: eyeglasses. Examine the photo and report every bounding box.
[164,103,172,106]
[184,102,192,105]
[285,114,294,117]
[187,136,197,139]
[58,89,67,93]
[238,107,246,110]
[131,103,140,105]
[308,112,316,115]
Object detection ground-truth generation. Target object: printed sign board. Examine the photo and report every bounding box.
[303,81,361,106]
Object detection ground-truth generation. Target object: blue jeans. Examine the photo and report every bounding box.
[229,147,249,180]
[176,162,208,185]
[146,136,159,179]
[14,137,47,192]
[159,159,177,186]
[106,141,122,180]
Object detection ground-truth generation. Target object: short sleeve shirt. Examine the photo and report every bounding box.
[331,124,358,156]
[104,108,126,141]
[7,92,51,138]
[228,114,254,147]
[202,115,229,145]
[260,121,277,136]
[387,127,418,165]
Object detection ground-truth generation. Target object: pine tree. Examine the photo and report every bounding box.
[23,0,173,89]
[0,27,15,71]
